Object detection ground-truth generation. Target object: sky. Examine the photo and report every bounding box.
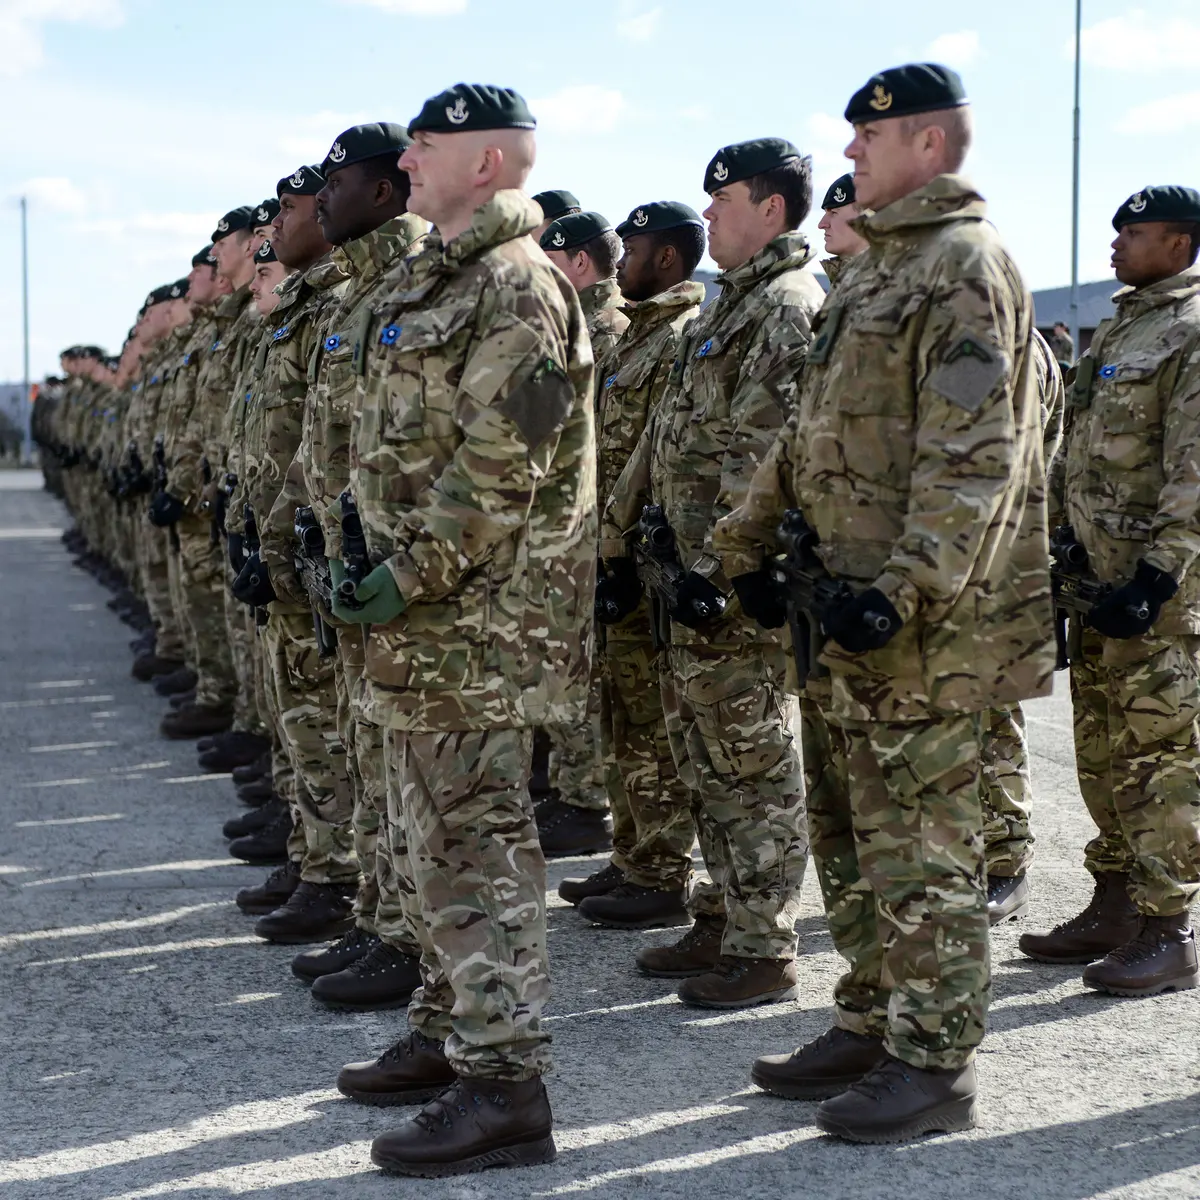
[0,0,1198,380]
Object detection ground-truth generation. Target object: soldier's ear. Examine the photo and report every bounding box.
[657,243,677,271]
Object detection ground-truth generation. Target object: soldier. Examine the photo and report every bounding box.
[531,187,581,240]
[714,63,1054,1141]
[1048,320,1075,366]
[562,200,706,929]
[816,173,868,277]
[599,138,822,1009]
[259,126,427,988]
[1020,186,1200,997]
[328,83,593,1177]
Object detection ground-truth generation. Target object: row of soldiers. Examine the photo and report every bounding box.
[36,61,1200,1176]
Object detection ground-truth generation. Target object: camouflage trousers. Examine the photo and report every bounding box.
[336,624,421,955]
[223,579,266,736]
[663,644,807,960]
[544,665,606,811]
[171,519,235,710]
[262,609,356,884]
[137,520,185,662]
[1072,627,1200,915]
[981,704,1034,877]
[801,698,989,1071]
[600,636,695,890]
[388,726,551,1080]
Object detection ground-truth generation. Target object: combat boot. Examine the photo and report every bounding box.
[338,1031,457,1106]
[198,730,270,773]
[534,794,612,858]
[1082,913,1200,996]
[987,873,1030,925]
[1019,871,1139,963]
[153,666,197,696]
[235,860,300,914]
[254,880,356,944]
[233,755,271,786]
[636,914,724,978]
[312,940,422,1011]
[131,653,183,682]
[237,777,275,807]
[292,926,379,982]
[815,1056,977,1144]
[370,1076,556,1177]
[229,809,291,864]
[168,690,196,710]
[558,862,623,906]
[678,955,798,1009]
[223,797,286,840]
[160,703,233,739]
[752,1028,886,1100]
[578,882,689,930]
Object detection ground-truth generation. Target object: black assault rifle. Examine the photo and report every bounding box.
[293,506,338,657]
[243,503,269,628]
[335,490,370,610]
[152,434,180,552]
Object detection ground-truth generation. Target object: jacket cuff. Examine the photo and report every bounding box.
[872,570,921,625]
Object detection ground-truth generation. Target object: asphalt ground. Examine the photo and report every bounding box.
[2,468,1199,1200]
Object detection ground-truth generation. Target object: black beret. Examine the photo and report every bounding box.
[844,62,967,124]
[60,345,81,358]
[703,138,803,194]
[615,200,703,238]
[322,123,412,176]
[168,278,189,300]
[77,345,106,360]
[251,198,280,228]
[212,205,255,242]
[821,174,856,210]
[144,282,178,307]
[539,211,613,253]
[191,244,216,268]
[1112,185,1200,230]
[409,83,536,135]
[254,239,278,264]
[532,189,581,221]
[277,164,325,197]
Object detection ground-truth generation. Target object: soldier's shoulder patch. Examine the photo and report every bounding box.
[927,332,1007,413]
[497,357,574,450]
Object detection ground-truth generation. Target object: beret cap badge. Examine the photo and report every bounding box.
[289,170,305,188]
[255,206,268,221]
[712,161,728,183]
[1129,193,1147,214]
[833,186,847,203]
[329,141,346,163]
[447,97,469,125]
[632,208,648,227]
[551,231,566,247]
[869,84,893,111]
[217,218,229,232]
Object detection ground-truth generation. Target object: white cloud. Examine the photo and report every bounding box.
[805,111,851,177]
[339,0,466,13]
[1076,10,1200,70]
[925,29,980,68]
[8,177,88,215]
[616,3,662,41]
[1116,90,1200,136]
[531,85,627,135]
[276,110,373,163]
[0,0,124,77]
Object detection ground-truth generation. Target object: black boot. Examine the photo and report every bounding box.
[1019,872,1139,963]
[312,940,422,1011]
[254,880,356,944]
[292,927,379,982]
[1082,913,1200,996]
[160,702,233,739]
[233,753,271,786]
[338,1032,457,1107]
[237,777,276,807]
[229,809,291,864]
[198,730,270,773]
[534,795,612,858]
[223,798,286,840]
[236,860,301,915]
[153,666,197,696]
[370,1076,556,1177]
[578,882,689,929]
[558,862,623,906]
[752,1027,886,1100]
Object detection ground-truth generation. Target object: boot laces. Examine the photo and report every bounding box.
[1106,920,1172,965]
[848,1057,911,1100]
[347,939,410,977]
[413,1080,510,1133]
[380,1030,438,1064]
[713,955,751,980]
[678,919,721,951]
[324,926,373,958]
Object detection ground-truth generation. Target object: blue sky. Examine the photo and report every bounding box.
[0,0,1198,378]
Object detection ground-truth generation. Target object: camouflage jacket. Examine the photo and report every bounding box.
[263,215,424,565]
[160,304,221,497]
[713,175,1055,720]
[136,331,185,476]
[1052,265,1200,634]
[601,230,825,646]
[580,277,630,368]
[351,189,596,732]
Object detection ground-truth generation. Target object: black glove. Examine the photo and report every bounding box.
[148,490,185,527]
[822,586,902,653]
[669,571,727,630]
[595,558,643,624]
[231,552,277,607]
[731,569,788,629]
[1086,559,1177,639]
[227,532,246,573]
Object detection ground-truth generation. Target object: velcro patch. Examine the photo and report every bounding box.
[927,334,1006,413]
[496,357,574,450]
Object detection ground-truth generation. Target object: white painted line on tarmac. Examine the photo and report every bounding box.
[0,527,64,539]
[23,858,238,887]
[0,902,227,948]
[0,694,114,709]
[22,778,94,789]
[163,774,232,784]
[14,813,125,828]
[28,679,93,689]
[24,935,262,966]
[29,740,118,753]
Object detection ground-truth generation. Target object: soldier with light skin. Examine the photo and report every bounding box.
[248,242,287,316]
[530,187,581,241]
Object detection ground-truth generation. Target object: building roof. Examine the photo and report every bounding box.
[1032,280,1117,330]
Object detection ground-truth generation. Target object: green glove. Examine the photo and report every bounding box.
[328,557,346,589]
[331,562,407,625]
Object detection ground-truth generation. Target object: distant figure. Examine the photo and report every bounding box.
[1049,320,1075,365]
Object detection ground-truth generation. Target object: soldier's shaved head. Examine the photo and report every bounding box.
[899,106,973,173]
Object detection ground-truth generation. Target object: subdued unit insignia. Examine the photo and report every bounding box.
[329,141,346,163]
[712,161,728,182]
[447,97,469,125]
[633,208,648,227]
[927,333,1006,413]
[806,304,844,365]
[497,357,573,450]
[869,84,893,111]
[1129,193,1147,213]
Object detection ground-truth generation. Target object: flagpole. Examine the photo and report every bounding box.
[1069,0,1082,353]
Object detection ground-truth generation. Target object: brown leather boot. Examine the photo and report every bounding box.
[816,1056,977,1144]
[370,1076,556,1177]
[752,1027,887,1099]
[337,1031,457,1106]
[1082,913,1200,996]
[1018,871,1139,963]
[636,914,724,978]
[678,955,798,1009]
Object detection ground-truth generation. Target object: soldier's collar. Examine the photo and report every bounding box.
[715,230,815,292]
[334,214,425,282]
[431,188,540,267]
[622,278,706,322]
[856,173,987,239]
[1114,263,1200,312]
[578,276,622,317]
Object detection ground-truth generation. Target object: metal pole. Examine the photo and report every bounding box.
[20,195,32,465]
[1069,0,1082,355]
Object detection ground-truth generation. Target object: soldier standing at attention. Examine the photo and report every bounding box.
[331,83,594,1178]
[714,64,1054,1141]
[1021,186,1200,997]
[600,138,822,1009]
[531,187,581,241]
[1049,320,1075,366]
[816,172,868,280]
[562,200,707,929]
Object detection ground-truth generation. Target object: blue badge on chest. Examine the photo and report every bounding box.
[605,373,618,389]
[1099,364,1117,379]
[150,374,160,384]
[273,326,290,342]
[211,340,221,352]
[324,333,342,352]
[244,390,253,403]
[697,338,713,358]
[379,324,402,345]
[182,353,191,367]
